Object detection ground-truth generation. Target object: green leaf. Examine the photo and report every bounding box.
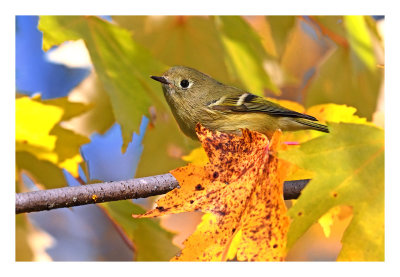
[267,16,296,58]
[305,16,382,119]
[280,123,384,261]
[87,16,201,176]
[305,47,382,119]
[113,16,278,96]
[343,16,376,71]
[16,151,68,188]
[216,16,280,95]
[100,200,179,261]
[39,16,167,150]
[112,16,233,87]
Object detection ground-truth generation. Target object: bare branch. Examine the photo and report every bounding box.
[15,173,309,214]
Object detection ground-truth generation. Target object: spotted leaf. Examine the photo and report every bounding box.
[133,124,292,261]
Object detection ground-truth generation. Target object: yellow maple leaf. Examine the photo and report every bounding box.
[16,96,63,157]
[133,124,292,261]
[306,104,369,124]
[16,96,86,177]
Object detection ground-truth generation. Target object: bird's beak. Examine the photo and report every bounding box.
[150,75,170,85]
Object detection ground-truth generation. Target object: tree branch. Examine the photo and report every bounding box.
[15,173,309,214]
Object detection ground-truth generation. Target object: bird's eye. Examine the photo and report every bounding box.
[180,79,190,89]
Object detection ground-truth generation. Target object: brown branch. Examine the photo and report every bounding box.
[15,173,309,214]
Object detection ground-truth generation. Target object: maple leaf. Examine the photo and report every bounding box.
[280,122,384,261]
[133,124,292,261]
[283,103,374,238]
[16,96,89,188]
[39,16,166,151]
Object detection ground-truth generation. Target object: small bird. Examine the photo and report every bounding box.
[151,66,328,140]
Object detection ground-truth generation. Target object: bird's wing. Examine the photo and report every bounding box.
[208,92,317,121]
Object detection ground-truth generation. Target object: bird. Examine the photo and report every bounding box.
[151,66,328,140]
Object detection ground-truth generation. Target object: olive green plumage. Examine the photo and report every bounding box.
[151,66,329,140]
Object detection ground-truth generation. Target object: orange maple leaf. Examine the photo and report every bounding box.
[133,124,292,261]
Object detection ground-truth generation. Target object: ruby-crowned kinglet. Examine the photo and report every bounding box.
[151,66,328,140]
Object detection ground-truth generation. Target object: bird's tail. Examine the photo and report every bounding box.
[293,118,329,133]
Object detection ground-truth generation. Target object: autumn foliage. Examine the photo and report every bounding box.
[134,125,291,261]
[16,15,384,261]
